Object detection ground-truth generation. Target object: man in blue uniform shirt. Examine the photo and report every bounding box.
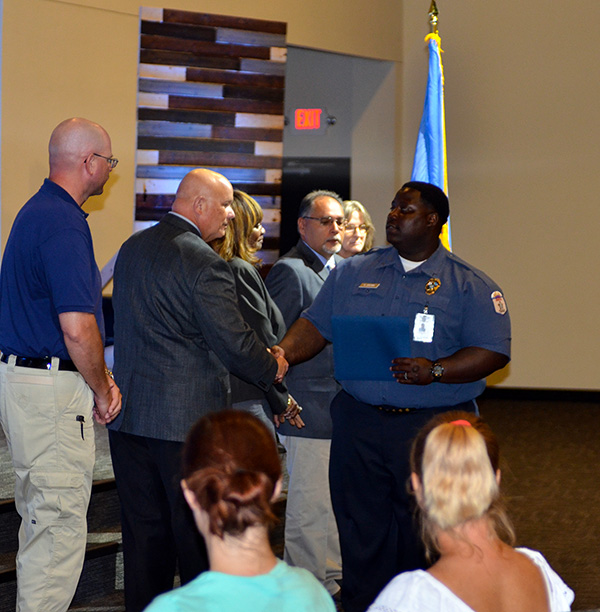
[276,182,511,612]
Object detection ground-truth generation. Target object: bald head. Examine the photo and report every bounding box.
[49,118,110,173]
[47,118,114,205]
[172,169,234,242]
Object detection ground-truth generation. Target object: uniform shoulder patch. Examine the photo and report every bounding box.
[491,291,507,315]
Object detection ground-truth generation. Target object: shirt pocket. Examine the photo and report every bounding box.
[346,281,392,316]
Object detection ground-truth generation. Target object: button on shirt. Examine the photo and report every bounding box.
[302,244,511,408]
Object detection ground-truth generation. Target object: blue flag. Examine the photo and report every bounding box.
[411,33,451,249]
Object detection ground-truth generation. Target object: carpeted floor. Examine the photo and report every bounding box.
[479,392,600,611]
[1,392,599,610]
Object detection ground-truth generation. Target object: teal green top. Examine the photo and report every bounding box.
[144,559,335,612]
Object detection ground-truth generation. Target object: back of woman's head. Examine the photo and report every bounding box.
[182,410,281,538]
[410,411,514,553]
[212,190,263,264]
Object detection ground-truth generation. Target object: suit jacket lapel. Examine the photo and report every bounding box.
[296,240,328,282]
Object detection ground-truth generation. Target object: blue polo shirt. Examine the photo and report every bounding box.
[303,244,511,408]
[0,179,104,360]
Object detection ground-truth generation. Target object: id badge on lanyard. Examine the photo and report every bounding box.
[413,306,434,343]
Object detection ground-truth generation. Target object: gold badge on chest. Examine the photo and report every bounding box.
[425,277,441,295]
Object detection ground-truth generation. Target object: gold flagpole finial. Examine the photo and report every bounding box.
[428,0,439,34]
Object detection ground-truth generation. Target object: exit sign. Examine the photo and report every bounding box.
[295,108,323,130]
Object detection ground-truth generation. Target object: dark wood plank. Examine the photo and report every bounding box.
[141,20,215,42]
[136,192,281,212]
[163,9,286,35]
[138,107,235,126]
[229,182,281,196]
[186,67,284,89]
[223,84,284,102]
[252,196,281,209]
[138,136,254,154]
[140,49,240,71]
[136,194,175,210]
[138,78,221,98]
[169,95,283,115]
[138,120,212,138]
[141,35,271,60]
[159,151,282,169]
[212,126,283,142]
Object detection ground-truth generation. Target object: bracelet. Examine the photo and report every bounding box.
[105,368,114,380]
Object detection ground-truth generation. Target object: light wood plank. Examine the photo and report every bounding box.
[138,92,169,108]
[235,113,284,129]
[139,64,188,81]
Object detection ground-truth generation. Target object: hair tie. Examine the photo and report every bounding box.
[450,419,472,427]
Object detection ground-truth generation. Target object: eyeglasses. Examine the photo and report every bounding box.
[303,216,347,228]
[345,223,368,233]
[92,153,119,169]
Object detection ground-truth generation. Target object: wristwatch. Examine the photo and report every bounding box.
[430,361,444,382]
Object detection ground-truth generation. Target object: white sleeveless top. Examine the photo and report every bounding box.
[367,548,574,612]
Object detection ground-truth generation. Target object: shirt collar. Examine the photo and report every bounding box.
[377,242,447,274]
[44,178,89,218]
[302,240,334,268]
[168,211,202,234]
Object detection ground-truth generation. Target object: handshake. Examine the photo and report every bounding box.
[267,345,304,429]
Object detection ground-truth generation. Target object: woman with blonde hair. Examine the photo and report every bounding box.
[368,411,573,612]
[339,200,375,258]
[144,411,335,611]
[212,190,302,430]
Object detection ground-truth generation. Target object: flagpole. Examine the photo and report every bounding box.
[428,0,439,34]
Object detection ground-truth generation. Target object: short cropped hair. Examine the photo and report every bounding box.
[410,411,514,558]
[297,189,343,219]
[402,181,449,226]
[343,200,375,252]
[212,190,264,266]
[182,411,282,538]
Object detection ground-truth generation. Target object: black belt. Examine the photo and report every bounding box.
[0,354,78,372]
[375,404,419,414]
[338,390,476,416]
[373,398,476,415]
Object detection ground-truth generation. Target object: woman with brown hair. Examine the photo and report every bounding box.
[144,411,335,611]
[368,411,573,612]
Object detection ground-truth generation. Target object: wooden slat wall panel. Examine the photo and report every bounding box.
[137,7,286,259]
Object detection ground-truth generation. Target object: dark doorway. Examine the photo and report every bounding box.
[279,157,351,255]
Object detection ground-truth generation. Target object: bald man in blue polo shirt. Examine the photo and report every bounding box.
[0,118,121,612]
[277,182,511,612]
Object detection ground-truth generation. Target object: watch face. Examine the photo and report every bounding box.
[432,363,444,378]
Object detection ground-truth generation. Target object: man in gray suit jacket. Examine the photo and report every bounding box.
[108,169,287,612]
[265,190,344,598]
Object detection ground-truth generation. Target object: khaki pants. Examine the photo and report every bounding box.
[278,434,342,596]
[0,356,94,612]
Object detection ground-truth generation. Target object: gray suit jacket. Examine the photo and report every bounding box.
[109,213,277,442]
[265,240,341,438]
[228,256,289,416]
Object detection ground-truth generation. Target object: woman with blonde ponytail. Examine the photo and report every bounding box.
[368,411,573,612]
[144,411,334,612]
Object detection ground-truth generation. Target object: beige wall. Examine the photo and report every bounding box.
[4,0,600,390]
[401,2,600,389]
[1,0,403,278]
